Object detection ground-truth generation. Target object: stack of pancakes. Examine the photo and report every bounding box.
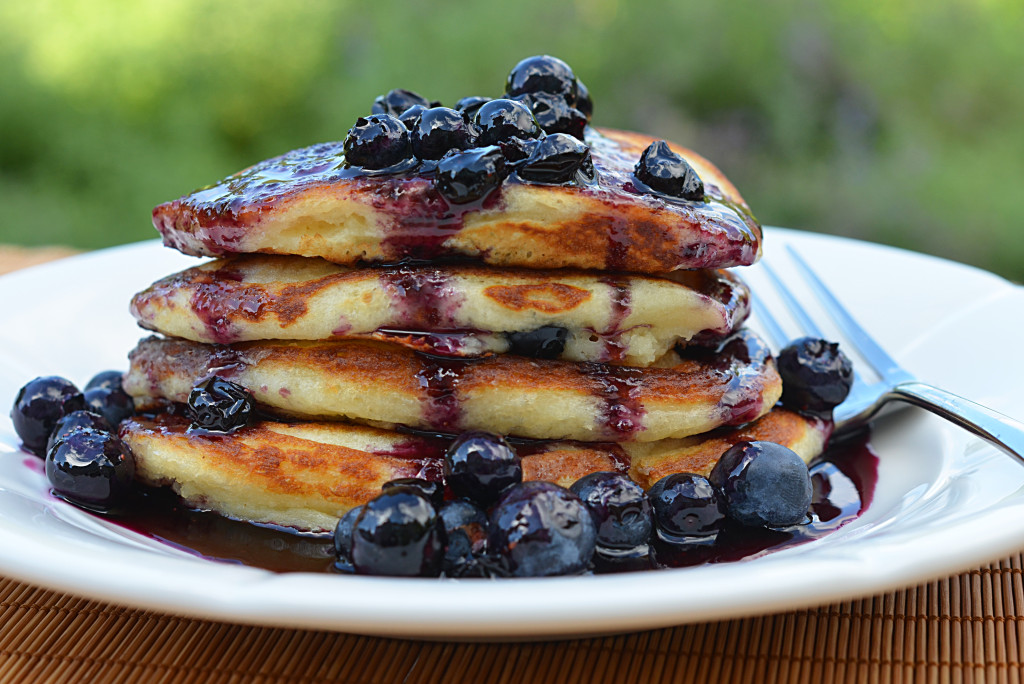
[120,128,830,533]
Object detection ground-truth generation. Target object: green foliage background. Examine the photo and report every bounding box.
[1,0,1022,280]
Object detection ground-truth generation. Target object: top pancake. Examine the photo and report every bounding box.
[153,128,761,274]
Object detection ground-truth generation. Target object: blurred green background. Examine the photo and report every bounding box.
[1,0,1021,280]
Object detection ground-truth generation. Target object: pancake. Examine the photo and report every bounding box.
[119,408,828,532]
[130,254,750,366]
[152,128,761,274]
[123,330,782,443]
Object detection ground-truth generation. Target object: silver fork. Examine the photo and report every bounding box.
[753,244,1024,466]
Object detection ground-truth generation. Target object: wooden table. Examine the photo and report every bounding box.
[1,247,1022,683]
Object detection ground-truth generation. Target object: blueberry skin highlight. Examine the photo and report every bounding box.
[382,477,445,509]
[570,472,652,550]
[351,487,444,577]
[47,410,112,455]
[332,504,364,573]
[708,440,813,527]
[444,431,521,507]
[634,140,704,200]
[473,99,543,147]
[85,370,124,392]
[505,55,578,104]
[647,473,726,542]
[438,499,490,577]
[83,386,135,427]
[506,326,568,359]
[46,428,135,510]
[11,376,86,456]
[411,107,477,160]
[435,146,508,204]
[488,481,597,577]
[777,337,854,414]
[187,376,254,433]
[371,88,431,117]
[517,133,594,184]
[343,114,412,170]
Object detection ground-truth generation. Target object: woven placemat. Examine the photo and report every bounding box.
[2,552,1024,684]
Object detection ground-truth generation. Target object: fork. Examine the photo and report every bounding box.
[753,244,1024,466]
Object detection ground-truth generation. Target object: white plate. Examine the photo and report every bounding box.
[2,228,1024,640]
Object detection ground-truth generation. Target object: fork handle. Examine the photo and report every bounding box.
[887,382,1024,466]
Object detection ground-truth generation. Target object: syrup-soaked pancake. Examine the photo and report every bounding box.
[124,330,782,443]
[153,129,761,274]
[119,408,828,532]
[130,254,750,366]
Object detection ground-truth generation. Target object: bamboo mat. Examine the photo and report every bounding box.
[2,246,1024,683]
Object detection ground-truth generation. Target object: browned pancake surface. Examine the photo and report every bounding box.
[153,128,761,274]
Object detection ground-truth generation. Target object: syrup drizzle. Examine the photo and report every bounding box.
[598,277,632,362]
[414,354,469,433]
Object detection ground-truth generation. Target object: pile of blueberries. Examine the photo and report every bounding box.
[335,337,854,578]
[335,433,815,578]
[342,55,706,204]
[10,373,136,510]
[8,373,257,511]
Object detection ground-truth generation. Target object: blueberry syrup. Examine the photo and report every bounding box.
[414,353,473,432]
[582,363,647,439]
[596,277,632,362]
[379,266,463,329]
[52,432,875,574]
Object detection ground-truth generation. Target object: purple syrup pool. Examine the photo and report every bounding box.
[83,432,878,576]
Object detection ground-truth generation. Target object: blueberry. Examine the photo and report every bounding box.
[47,410,112,455]
[496,137,538,165]
[473,99,542,147]
[382,477,444,509]
[505,55,578,104]
[11,376,86,456]
[708,441,813,527]
[332,504,364,573]
[46,428,134,510]
[411,107,478,160]
[435,146,508,204]
[777,337,854,414]
[454,95,491,120]
[85,370,124,392]
[186,376,254,433]
[570,472,652,551]
[574,79,593,121]
[83,387,135,427]
[517,134,595,185]
[397,103,428,131]
[438,499,489,577]
[444,431,521,507]
[343,114,412,170]
[512,92,587,139]
[488,481,596,577]
[371,88,430,117]
[351,487,444,577]
[647,473,725,542]
[634,140,705,200]
[507,326,568,359]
